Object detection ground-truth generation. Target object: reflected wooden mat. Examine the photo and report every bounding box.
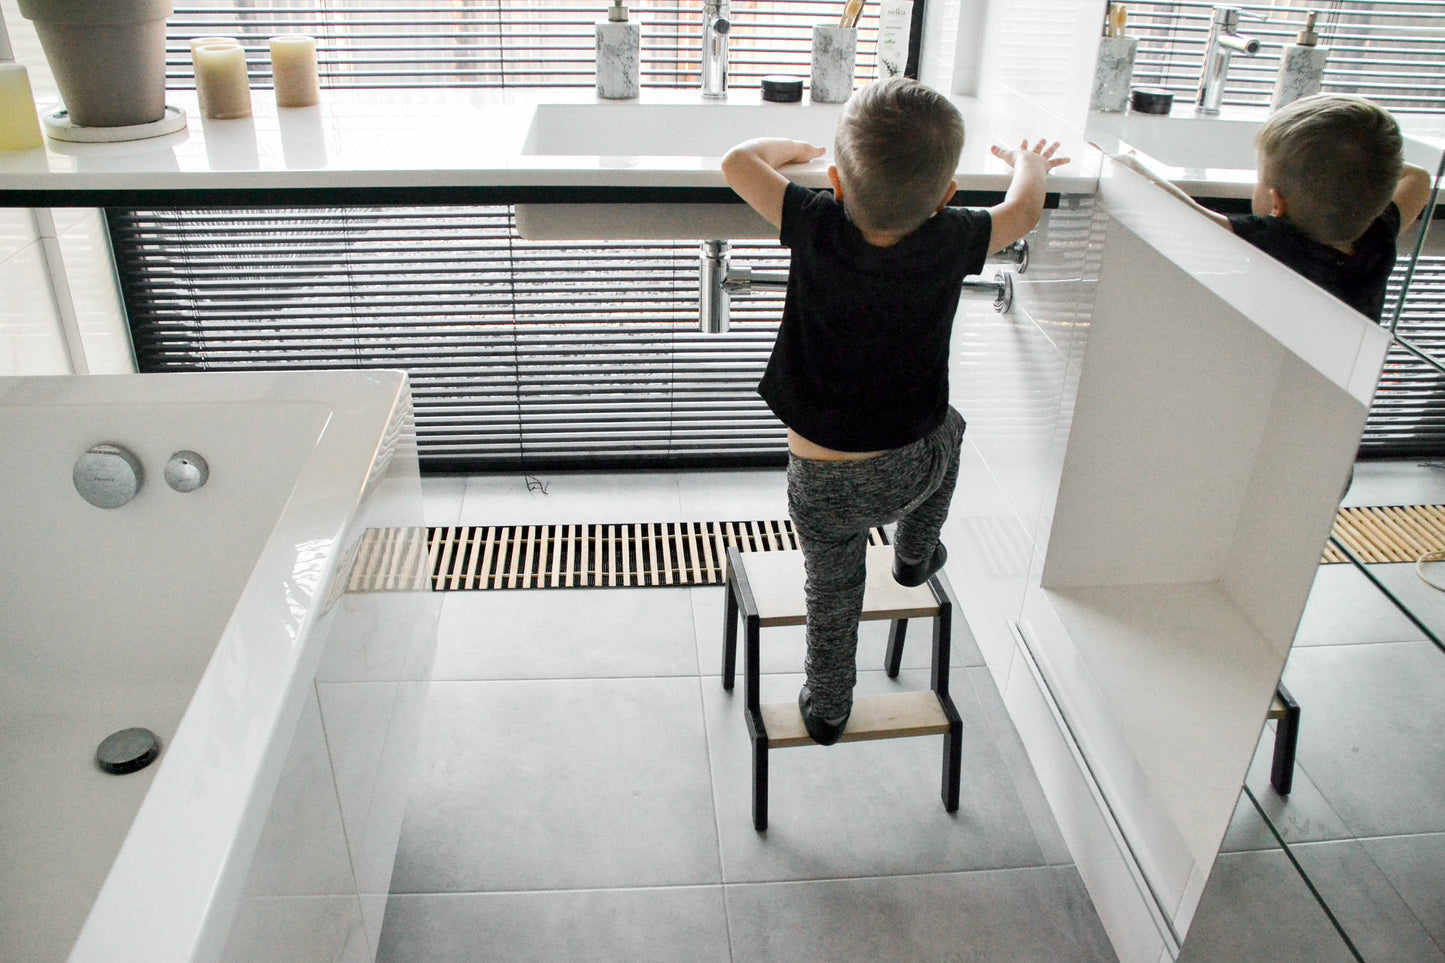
[1324,505,1445,564]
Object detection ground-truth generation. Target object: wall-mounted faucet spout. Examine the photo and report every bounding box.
[702,0,730,99]
[1196,6,1261,114]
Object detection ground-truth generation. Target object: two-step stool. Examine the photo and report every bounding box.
[722,543,963,831]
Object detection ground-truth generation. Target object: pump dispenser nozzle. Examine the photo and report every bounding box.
[608,0,628,22]
[1296,10,1319,46]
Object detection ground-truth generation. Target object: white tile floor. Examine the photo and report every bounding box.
[377,469,1116,962]
[379,461,1445,962]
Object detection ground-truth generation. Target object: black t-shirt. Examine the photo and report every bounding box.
[1227,203,1401,322]
[757,182,993,452]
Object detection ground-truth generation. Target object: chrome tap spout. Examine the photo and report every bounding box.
[1196,6,1260,114]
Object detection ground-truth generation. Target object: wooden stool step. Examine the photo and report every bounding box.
[761,690,951,748]
[739,545,942,627]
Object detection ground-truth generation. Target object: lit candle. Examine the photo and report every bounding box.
[0,64,44,151]
[189,36,237,116]
[193,42,252,120]
[269,36,320,109]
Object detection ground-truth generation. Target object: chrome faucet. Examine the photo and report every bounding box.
[1196,6,1261,114]
[702,0,730,99]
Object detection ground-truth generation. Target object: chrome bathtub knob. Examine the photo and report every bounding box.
[73,443,144,509]
[165,450,209,493]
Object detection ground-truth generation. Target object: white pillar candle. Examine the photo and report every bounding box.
[269,35,320,109]
[189,36,236,116]
[0,63,45,151]
[194,42,252,120]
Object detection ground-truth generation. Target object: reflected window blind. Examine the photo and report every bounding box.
[111,207,790,471]
[166,1,885,90]
[1365,256,1445,455]
[1125,1,1445,114]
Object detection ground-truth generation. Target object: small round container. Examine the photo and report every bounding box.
[761,75,804,103]
[1129,87,1174,115]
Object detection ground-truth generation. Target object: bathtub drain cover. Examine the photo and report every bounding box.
[96,727,160,775]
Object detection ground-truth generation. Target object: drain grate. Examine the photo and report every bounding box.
[419,521,888,590]
[1326,504,1445,564]
[339,505,1445,594]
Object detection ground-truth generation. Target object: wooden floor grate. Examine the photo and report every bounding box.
[413,521,889,591]
[342,505,1445,594]
[1324,504,1445,564]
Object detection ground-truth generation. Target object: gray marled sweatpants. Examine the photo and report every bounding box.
[786,406,966,721]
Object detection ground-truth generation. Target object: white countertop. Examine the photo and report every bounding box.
[0,86,1100,203]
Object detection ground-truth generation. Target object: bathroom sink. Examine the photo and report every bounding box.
[516,102,842,240]
[521,102,844,158]
[1088,111,1262,171]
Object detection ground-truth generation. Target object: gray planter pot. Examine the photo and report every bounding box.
[18,0,173,128]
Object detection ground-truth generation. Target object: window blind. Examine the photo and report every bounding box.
[110,206,791,471]
[1365,257,1445,455]
[166,1,886,90]
[1125,1,1445,114]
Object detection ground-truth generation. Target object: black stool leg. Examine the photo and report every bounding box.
[1270,684,1300,796]
[884,619,907,677]
[743,611,769,830]
[930,575,962,812]
[722,578,739,690]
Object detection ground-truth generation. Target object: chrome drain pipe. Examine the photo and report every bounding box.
[700,238,1028,333]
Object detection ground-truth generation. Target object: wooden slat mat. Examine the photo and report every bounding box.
[1325,505,1445,564]
[419,521,889,590]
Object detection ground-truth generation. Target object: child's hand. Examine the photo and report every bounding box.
[765,139,827,168]
[991,138,1069,172]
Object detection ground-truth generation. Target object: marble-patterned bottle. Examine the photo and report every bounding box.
[596,0,640,100]
[1271,11,1328,111]
[1090,3,1136,113]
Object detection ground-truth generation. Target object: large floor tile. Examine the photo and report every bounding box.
[675,468,788,521]
[1178,849,1356,963]
[1282,641,1445,837]
[378,887,731,963]
[1364,562,1445,641]
[1360,833,1445,951]
[434,587,699,680]
[1293,838,1445,963]
[689,584,985,683]
[390,677,721,892]
[461,471,684,524]
[1342,460,1445,508]
[966,667,1071,865]
[421,474,467,528]
[724,866,1116,963]
[703,668,1047,883]
[1293,562,1426,647]
[1220,730,1353,852]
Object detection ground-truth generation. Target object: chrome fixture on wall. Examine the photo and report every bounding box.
[702,0,730,99]
[1196,6,1261,114]
[699,239,1028,333]
[73,443,144,509]
[164,450,209,493]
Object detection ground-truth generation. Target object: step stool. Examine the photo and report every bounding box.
[722,544,963,831]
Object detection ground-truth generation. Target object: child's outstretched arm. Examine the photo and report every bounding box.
[721,138,827,230]
[1394,162,1434,232]
[987,139,1070,252]
[1107,150,1234,232]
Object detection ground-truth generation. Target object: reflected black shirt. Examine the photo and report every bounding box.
[1227,203,1402,322]
[758,183,993,452]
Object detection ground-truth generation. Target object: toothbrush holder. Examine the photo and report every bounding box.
[810,25,856,104]
[1090,35,1138,113]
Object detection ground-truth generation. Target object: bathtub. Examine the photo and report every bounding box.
[0,371,438,963]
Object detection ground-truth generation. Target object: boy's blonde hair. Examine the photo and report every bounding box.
[1257,93,1403,244]
[833,78,964,235]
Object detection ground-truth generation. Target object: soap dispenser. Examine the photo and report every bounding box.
[596,0,640,100]
[1271,10,1328,110]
